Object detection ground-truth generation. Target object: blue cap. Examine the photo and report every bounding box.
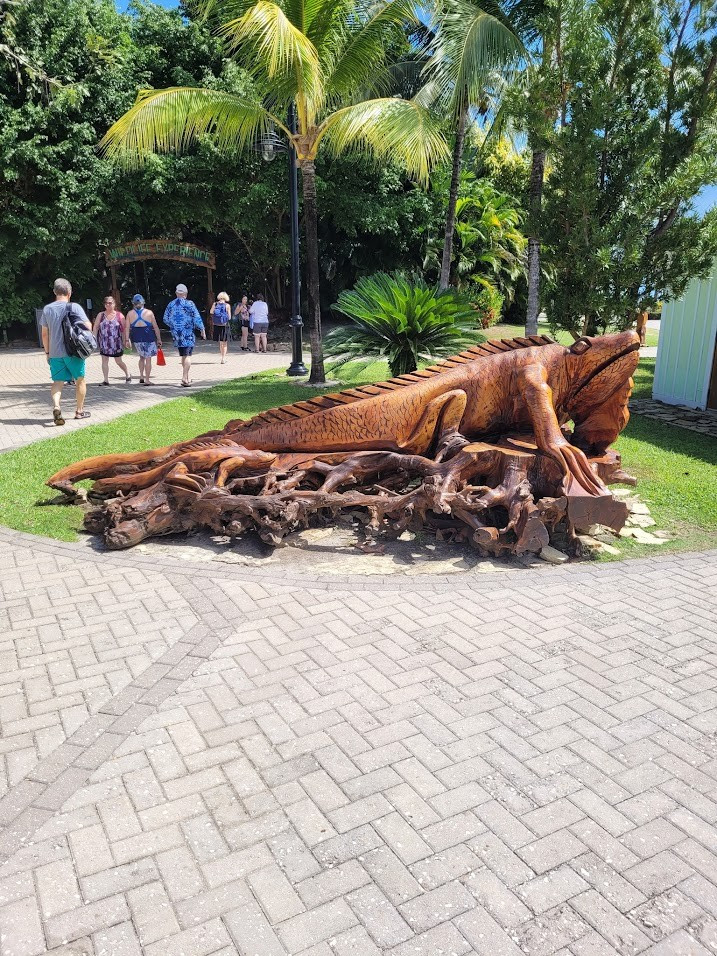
[132,294,145,305]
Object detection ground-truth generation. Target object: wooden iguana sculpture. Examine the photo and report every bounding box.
[49,330,640,554]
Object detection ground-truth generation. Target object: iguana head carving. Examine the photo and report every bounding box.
[563,331,640,416]
[561,330,640,454]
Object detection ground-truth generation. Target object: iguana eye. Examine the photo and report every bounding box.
[570,337,592,355]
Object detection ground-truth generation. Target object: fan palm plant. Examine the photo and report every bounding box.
[425,0,524,288]
[99,0,448,384]
[326,272,483,376]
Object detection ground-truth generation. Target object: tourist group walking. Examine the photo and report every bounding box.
[40,278,272,423]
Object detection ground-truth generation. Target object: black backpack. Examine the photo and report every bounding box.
[61,303,97,358]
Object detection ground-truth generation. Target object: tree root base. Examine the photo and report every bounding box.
[65,434,633,558]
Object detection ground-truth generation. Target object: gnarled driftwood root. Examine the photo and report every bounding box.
[53,434,632,557]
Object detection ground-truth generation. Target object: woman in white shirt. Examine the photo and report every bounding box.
[249,294,269,353]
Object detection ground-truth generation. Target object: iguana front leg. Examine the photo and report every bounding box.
[518,365,607,496]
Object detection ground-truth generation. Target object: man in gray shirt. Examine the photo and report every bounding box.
[40,278,92,425]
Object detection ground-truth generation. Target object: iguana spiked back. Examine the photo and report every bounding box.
[233,334,555,433]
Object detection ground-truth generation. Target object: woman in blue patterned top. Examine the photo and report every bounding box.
[163,283,206,387]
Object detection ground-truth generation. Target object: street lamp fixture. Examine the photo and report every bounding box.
[256,111,307,376]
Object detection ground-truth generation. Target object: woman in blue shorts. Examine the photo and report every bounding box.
[126,294,163,385]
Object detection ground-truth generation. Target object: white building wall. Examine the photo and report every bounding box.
[653,260,717,409]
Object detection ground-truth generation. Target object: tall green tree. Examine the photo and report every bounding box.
[541,0,717,333]
[426,0,523,289]
[504,0,565,335]
[101,0,448,384]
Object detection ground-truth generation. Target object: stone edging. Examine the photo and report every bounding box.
[0,524,714,594]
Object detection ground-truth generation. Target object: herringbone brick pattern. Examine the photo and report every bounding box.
[0,548,197,795]
[0,533,716,954]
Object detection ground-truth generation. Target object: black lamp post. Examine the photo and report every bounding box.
[258,107,307,376]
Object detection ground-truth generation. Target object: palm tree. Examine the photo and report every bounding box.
[426,0,523,289]
[100,0,448,384]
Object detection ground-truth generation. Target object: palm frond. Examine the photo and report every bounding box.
[428,0,525,113]
[186,0,255,27]
[302,0,353,55]
[218,1,322,114]
[324,0,420,100]
[99,88,282,168]
[366,58,429,100]
[319,96,449,184]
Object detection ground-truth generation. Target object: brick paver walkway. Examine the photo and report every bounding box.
[0,523,716,955]
[0,344,280,451]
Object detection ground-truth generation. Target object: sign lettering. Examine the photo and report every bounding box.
[105,240,216,269]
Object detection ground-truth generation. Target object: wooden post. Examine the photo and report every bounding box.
[635,310,648,347]
[110,265,120,309]
[206,266,214,338]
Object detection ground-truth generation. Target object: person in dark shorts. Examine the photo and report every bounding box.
[127,294,163,385]
[93,296,131,385]
[163,283,206,387]
[249,293,269,353]
[40,277,92,425]
[233,295,250,351]
[210,292,231,363]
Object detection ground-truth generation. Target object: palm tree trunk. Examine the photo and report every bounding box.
[439,106,468,290]
[526,148,545,336]
[300,159,325,384]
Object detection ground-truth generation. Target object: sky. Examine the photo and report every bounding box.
[695,184,717,217]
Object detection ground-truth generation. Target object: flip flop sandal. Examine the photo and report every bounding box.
[99,381,109,386]
[125,376,132,383]
[53,409,65,426]
[74,410,91,420]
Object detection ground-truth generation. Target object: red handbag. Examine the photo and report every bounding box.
[156,347,166,367]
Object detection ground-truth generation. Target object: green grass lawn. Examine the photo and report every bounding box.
[0,352,713,559]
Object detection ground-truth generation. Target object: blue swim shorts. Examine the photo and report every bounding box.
[49,356,86,382]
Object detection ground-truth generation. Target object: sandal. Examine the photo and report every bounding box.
[53,408,65,426]
[125,376,132,383]
[99,381,109,386]
[139,378,144,384]
[74,410,91,420]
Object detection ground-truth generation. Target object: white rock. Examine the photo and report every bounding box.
[598,542,621,555]
[627,500,651,515]
[539,545,569,564]
[622,527,668,544]
[626,513,656,528]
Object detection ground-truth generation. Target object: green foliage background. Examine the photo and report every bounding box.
[0,0,444,330]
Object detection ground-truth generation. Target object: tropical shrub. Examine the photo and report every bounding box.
[327,273,484,377]
[424,175,526,305]
[472,286,504,329]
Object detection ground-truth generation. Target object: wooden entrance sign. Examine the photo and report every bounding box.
[104,240,216,321]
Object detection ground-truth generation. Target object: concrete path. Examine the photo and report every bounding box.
[0,344,281,452]
[0,523,716,955]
